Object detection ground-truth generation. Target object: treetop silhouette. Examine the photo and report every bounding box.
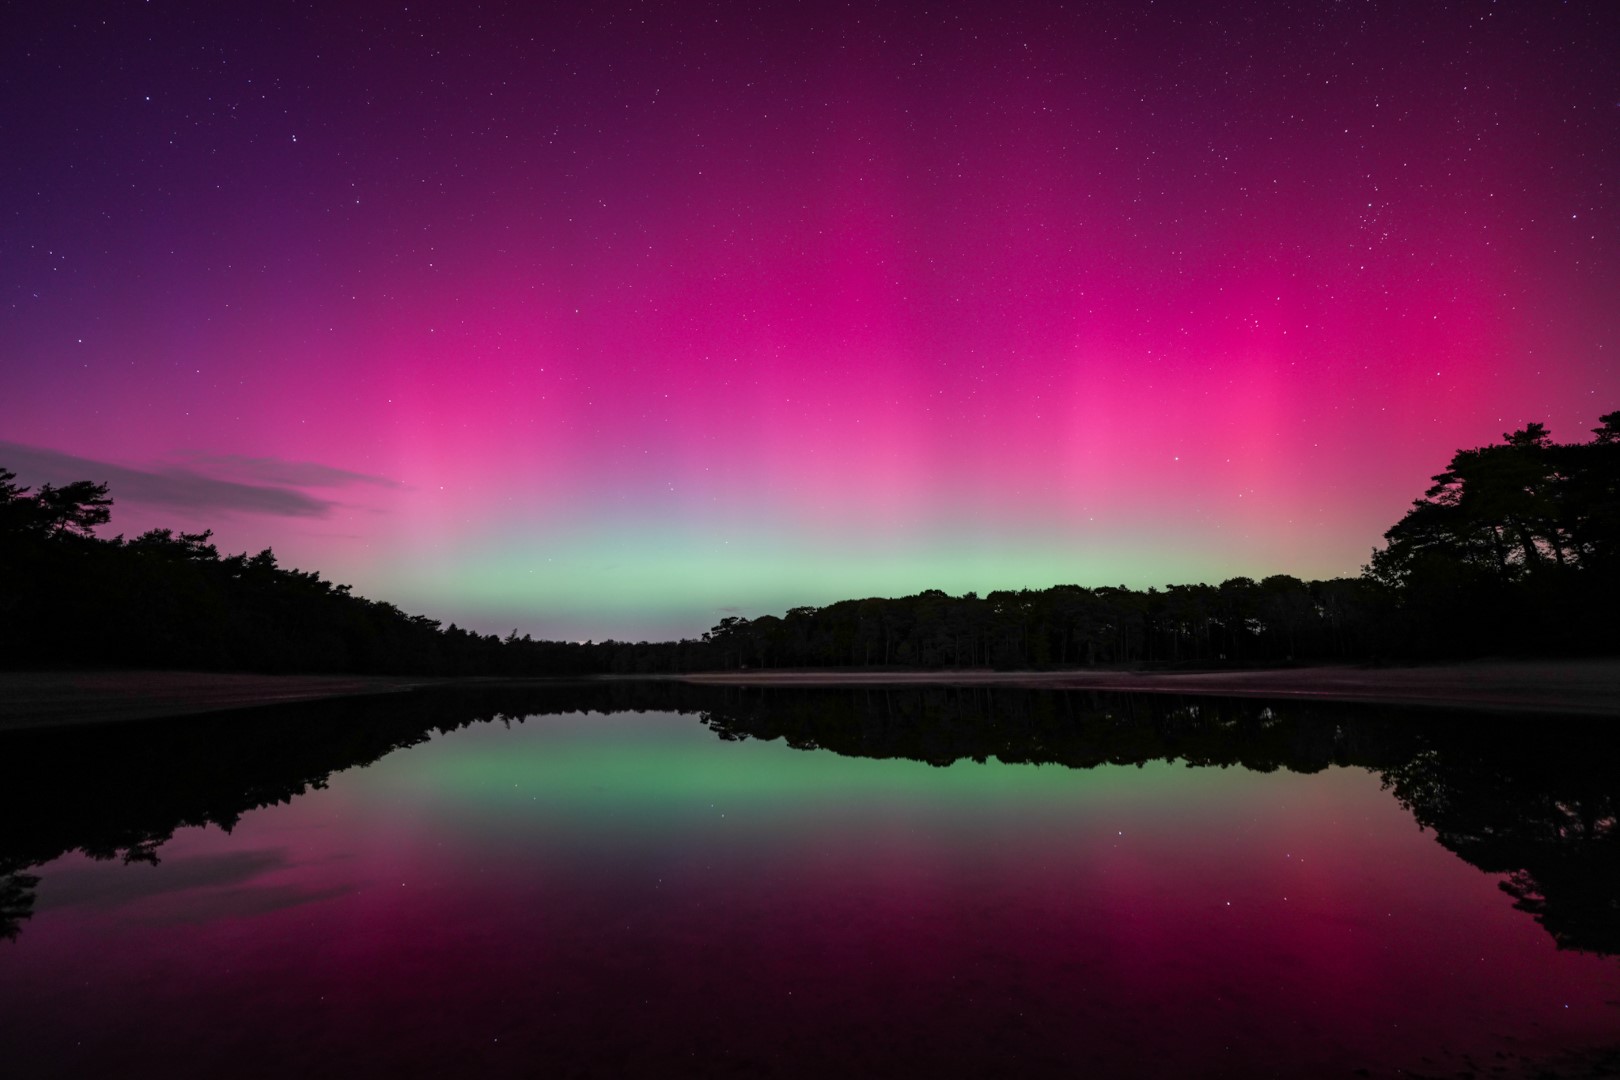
[2,411,1616,675]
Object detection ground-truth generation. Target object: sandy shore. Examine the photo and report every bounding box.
[3,659,1617,732]
[0,671,432,732]
[680,659,1620,716]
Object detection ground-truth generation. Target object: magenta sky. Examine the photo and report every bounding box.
[4,2,1617,640]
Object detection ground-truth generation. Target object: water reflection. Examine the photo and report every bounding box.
[4,683,1620,1078]
[1383,742,1620,955]
[1,681,1613,956]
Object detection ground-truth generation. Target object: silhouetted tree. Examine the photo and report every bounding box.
[0,872,39,942]
[0,468,111,539]
[1366,415,1620,654]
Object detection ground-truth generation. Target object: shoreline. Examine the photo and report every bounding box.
[679,659,1620,715]
[0,671,436,733]
[2,658,1617,732]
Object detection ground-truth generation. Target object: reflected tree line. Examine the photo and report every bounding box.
[0,680,693,941]
[2,413,1616,674]
[1,683,1614,955]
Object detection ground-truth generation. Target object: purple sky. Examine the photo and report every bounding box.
[4,1,1617,639]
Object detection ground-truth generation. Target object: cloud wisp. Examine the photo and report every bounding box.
[0,441,358,519]
[173,452,407,490]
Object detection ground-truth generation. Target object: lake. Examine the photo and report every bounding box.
[1,683,1616,1077]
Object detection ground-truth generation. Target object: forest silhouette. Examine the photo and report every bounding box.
[2,413,1616,675]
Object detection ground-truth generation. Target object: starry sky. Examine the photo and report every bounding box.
[3,1,1617,641]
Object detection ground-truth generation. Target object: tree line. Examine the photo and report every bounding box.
[2,411,1615,675]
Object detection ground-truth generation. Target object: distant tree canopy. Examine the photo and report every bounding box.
[2,414,1616,675]
[0,468,602,676]
[695,574,1386,671]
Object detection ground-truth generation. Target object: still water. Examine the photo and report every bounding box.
[1,684,1616,1077]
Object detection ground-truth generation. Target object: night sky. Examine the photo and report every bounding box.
[4,1,1617,641]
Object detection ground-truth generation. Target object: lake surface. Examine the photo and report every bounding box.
[1,684,1616,1077]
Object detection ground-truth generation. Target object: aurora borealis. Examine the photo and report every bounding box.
[4,2,1617,640]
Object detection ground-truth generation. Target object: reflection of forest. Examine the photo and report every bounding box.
[0,683,1614,955]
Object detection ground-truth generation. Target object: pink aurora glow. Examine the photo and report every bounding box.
[2,3,1616,638]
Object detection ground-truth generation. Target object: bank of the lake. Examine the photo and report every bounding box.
[0,670,432,732]
[4,658,1619,732]
[679,658,1620,716]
